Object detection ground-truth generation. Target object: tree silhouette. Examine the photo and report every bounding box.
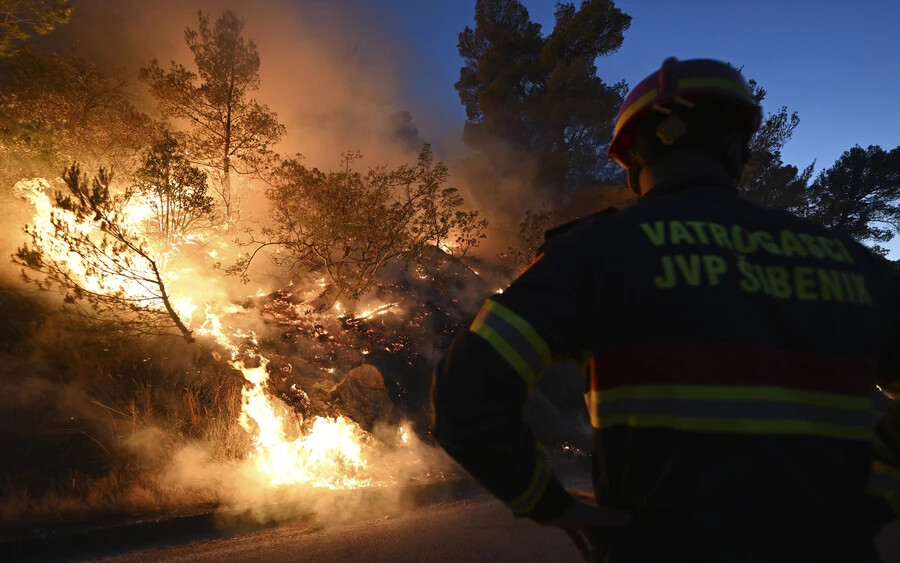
[456,0,630,200]
[806,145,900,255]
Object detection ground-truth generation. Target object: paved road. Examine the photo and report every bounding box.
[81,496,900,563]
[89,498,582,563]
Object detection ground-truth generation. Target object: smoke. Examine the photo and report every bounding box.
[42,1,422,166]
[144,417,456,527]
[0,0,579,529]
[34,0,555,254]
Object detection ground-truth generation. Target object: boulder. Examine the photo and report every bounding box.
[332,364,393,430]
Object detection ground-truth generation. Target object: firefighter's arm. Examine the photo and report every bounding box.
[432,327,571,521]
[432,226,598,522]
[869,393,900,523]
[869,274,900,524]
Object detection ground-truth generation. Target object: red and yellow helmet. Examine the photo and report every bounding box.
[607,57,762,169]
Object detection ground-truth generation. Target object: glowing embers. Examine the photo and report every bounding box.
[354,302,399,320]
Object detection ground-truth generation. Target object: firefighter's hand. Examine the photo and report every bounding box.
[543,490,632,528]
[543,497,632,528]
[542,492,631,562]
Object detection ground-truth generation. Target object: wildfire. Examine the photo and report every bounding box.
[16,176,410,492]
[194,306,397,490]
[355,302,399,320]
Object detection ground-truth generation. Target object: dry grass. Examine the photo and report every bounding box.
[0,471,223,529]
[0,292,256,530]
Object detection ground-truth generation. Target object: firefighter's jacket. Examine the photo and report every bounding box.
[431,179,900,562]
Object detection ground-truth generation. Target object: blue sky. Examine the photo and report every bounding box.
[367,0,900,250]
[372,0,899,172]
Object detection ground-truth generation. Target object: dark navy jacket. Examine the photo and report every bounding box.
[432,179,900,562]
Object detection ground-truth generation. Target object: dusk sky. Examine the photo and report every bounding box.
[372,0,899,170]
[43,0,900,251]
[366,0,900,251]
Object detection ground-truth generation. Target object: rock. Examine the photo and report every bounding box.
[332,364,393,430]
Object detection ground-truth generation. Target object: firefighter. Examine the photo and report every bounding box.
[431,57,900,562]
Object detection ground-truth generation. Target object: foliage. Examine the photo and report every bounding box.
[456,0,630,198]
[0,48,157,185]
[135,131,214,246]
[499,182,633,272]
[805,145,900,254]
[13,164,193,340]
[140,9,285,227]
[0,0,71,56]
[499,208,556,272]
[738,78,814,212]
[238,144,488,301]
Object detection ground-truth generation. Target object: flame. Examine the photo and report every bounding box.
[194,304,395,489]
[224,349,388,489]
[14,178,190,311]
[17,177,407,492]
[355,302,399,320]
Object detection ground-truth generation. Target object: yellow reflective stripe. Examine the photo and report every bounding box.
[593,414,871,441]
[586,391,601,428]
[614,88,658,135]
[676,76,753,102]
[873,460,900,482]
[507,457,552,516]
[470,322,539,392]
[591,385,868,411]
[869,460,900,514]
[484,300,551,367]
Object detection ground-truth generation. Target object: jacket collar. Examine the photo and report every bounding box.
[640,172,737,200]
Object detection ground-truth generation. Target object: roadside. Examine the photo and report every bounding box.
[2,477,485,562]
[91,496,581,563]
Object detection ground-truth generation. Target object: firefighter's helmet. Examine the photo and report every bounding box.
[607,57,762,170]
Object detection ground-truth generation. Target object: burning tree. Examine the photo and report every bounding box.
[14,164,193,341]
[135,131,214,246]
[0,0,71,56]
[0,48,157,187]
[140,9,284,228]
[237,144,487,302]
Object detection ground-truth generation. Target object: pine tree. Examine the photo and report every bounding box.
[806,145,900,254]
[456,0,630,200]
[0,0,71,56]
[135,131,214,246]
[140,10,284,228]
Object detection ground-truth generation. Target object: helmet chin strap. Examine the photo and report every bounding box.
[627,152,647,195]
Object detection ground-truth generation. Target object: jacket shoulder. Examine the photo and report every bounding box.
[543,207,618,243]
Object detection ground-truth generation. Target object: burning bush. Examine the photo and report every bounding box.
[13,165,194,341]
[235,144,487,303]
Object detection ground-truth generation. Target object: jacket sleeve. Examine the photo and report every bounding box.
[870,401,900,523]
[431,228,593,522]
[868,272,900,525]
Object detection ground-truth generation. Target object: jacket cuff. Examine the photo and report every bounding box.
[525,474,573,522]
[505,456,573,522]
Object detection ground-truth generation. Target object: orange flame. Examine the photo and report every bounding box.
[17,177,407,491]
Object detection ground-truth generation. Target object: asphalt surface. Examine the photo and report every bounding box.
[86,497,582,563]
[75,499,900,563]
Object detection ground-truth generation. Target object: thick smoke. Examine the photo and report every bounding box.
[0,0,575,529]
[45,0,425,167]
